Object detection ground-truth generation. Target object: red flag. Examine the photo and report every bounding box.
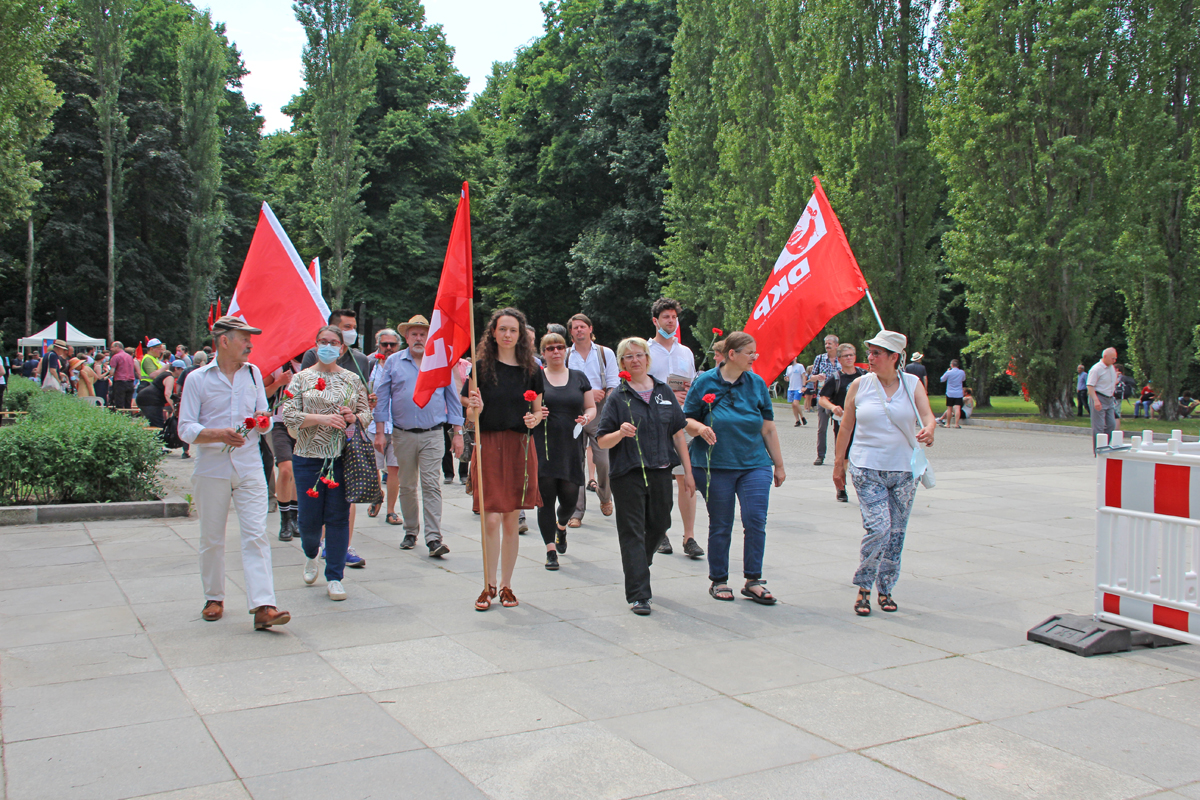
[206,304,214,332]
[414,182,473,408]
[747,177,868,383]
[308,258,321,289]
[226,203,330,376]
[135,342,143,361]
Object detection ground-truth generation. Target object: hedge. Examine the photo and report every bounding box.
[0,383,164,506]
[3,375,41,412]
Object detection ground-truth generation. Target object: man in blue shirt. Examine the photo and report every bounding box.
[939,358,967,428]
[808,334,841,465]
[373,314,465,556]
[1076,364,1088,417]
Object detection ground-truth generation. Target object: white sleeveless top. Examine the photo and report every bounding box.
[849,372,919,472]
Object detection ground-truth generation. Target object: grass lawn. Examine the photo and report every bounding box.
[774,393,1200,437]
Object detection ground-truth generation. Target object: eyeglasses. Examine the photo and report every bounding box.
[316,339,341,347]
[543,345,566,352]
[378,341,399,349]
[621,352,647,361]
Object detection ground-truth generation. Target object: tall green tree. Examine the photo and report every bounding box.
[178,11,228,349]
[1111,0,1198,419]
[295,0,378,308]
[932,0,1122,417]
[80,0,130,343]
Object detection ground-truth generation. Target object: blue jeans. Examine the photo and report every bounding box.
[1135,400,1152,418]
[696,465,772,583]
[293,454,349,582]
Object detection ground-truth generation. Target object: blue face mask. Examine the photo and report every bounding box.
[658,327,675,340]
[316,345,339,364]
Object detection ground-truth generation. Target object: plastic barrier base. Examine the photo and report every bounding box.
[1027,614,1185,657]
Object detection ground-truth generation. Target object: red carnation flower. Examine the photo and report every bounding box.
[315,378,326,391]
[327,481,339,488]
[283,389,294,398]
[703,393,716,404]
[712,327,723,336]
[257,416,270,429]
[306,488,319,497]
[244,416,256,428]
[523,390,537,402]
[618,371,632,381]
[374,352,386,360]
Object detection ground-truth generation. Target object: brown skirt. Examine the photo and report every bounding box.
[470,430,542,514]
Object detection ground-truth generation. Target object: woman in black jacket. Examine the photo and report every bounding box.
[597,336,697,616]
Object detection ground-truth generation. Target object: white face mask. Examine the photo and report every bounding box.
[342,329,357,347]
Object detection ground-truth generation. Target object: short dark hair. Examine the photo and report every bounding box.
[950,358,961,368]
[651,297,682,319]
[328,308,356,326]
[546,323,568,339]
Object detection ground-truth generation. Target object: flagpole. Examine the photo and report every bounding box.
[468,296,490,592]
[863,287,886,331]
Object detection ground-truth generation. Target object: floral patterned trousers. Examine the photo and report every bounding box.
[849,466,918,595]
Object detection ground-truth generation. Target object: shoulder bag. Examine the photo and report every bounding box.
[873,372,936,489]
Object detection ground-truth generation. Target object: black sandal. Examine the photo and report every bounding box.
[741,579,777,605]
[709,582,734,601]
[877,593,898,612]
[854,589,871,616]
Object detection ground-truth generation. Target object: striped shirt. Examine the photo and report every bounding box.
[282,367,371,459]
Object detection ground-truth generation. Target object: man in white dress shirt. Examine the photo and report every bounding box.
[566,313,619,526]
[646,298,704,559]
[179,316,290,630]
[1086,347,1119,454]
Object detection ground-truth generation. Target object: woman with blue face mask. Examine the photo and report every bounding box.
[282,325,371,602]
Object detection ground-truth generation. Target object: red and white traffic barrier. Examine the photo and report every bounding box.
[1095,429,1200,645]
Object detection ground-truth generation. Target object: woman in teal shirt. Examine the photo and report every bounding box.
[684,331,787,604]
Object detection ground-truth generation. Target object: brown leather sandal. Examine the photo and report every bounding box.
[499,587,519,607]
[475,584,497,611]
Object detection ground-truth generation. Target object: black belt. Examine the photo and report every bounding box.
[399,426,440,433]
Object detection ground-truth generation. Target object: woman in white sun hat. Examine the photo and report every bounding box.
[832,330,937,617]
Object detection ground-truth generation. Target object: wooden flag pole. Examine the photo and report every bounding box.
[468,297,490,592]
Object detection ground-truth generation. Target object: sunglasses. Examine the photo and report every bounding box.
[378,341,399,348]
[543,345,566,352]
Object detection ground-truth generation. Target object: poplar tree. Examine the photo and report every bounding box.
[178,11,227,349]
[933,0,1121,417]
[80,0,130,343]
[295,0,377,307]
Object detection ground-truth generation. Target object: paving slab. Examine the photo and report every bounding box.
[2,427,1197,800]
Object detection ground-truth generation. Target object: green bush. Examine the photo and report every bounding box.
[0,391,164,506]
[3,375,40,412]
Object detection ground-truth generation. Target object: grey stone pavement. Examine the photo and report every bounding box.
[2,419,1199,800]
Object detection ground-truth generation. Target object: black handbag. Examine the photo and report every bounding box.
[341,425,383,505]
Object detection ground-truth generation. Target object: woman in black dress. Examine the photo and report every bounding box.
[534,332,597,570]
[462,308,544,610]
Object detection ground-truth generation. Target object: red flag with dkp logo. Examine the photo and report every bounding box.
[746,177,867,384]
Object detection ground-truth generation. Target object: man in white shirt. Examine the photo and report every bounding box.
[178,316,289,630]
[785,356,808,427]
[566,313,619,525]
[1086,347,1119,454]
[646,297,704,559]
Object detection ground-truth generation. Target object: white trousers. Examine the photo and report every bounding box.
[193,471,276,611]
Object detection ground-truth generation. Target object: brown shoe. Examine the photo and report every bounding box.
[499,587,519,608]
[600,501,613,516]
[567,518,582,528]
[253,605,291,630]
[201,600,223,622]
[475,584,497,611]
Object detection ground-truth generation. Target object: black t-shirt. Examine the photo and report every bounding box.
[820,367,867,409]
[137,371,171,407]
[904,363,927,384]
[463,360,545,432]
[534,369,592,483]
[39,352,63,382]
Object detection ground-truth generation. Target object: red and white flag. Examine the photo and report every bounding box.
[414,182,474,408]
[227,203,330,376]
[746,177,868,383]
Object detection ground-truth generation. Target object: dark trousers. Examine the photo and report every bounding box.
[611,467,674,603]
[293,454,349,582]
[1077,389,1088,416]
[537,475,579,545]
[112,380,134,409]
[140,405,165,428]
[816,406,832,459]
[442,424,468,479]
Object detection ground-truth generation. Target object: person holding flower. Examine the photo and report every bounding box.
[684,331,786,605]
[462,308,544,610]
[534,332,596,570]
[597,337,695,616]
[178,316,290,631]
[282,325,371,602]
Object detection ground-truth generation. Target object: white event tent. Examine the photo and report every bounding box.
[18,322,106,349]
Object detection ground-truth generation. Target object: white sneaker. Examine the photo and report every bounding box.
[303,558,319,585]
[327,580,347,601]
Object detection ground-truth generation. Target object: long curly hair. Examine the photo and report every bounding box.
[475,307,538,386]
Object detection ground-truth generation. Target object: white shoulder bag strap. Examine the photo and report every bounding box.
[876,372,936,489]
